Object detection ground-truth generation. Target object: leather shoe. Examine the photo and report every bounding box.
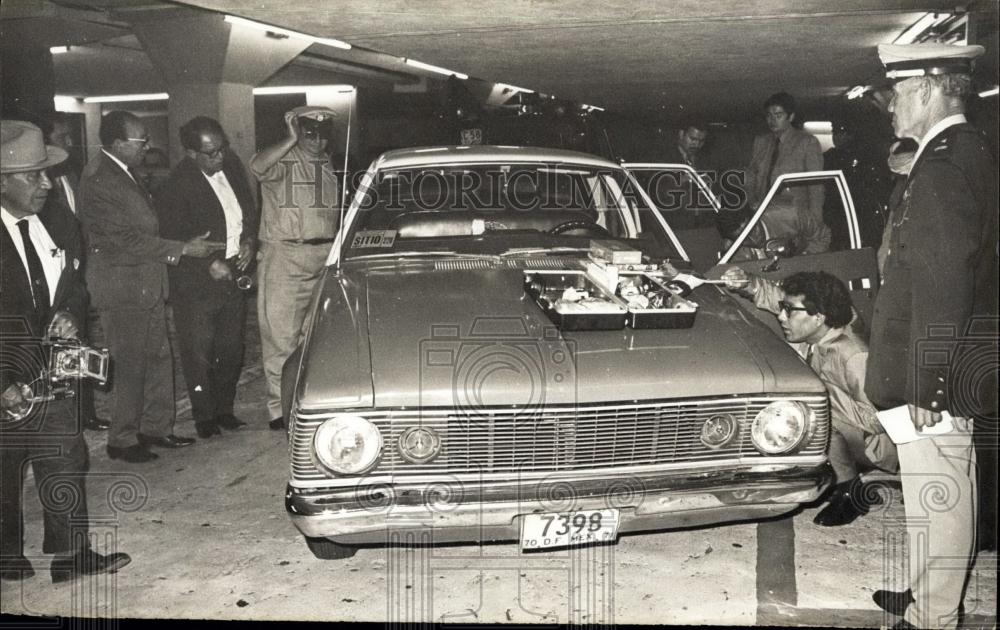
[813,480,882,527]
[269,417,285,431]
[137,433,195,448]
[890,621,917,630]
[107,444,159,463]
[873,589,914,616]
[82,415,111,431]
[51,548,131,584]
[0,556,35,581]
[216,413,246,430]
[195,422,222,438]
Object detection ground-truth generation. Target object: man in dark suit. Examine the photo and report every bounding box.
[866,44,998,630]
[663,122,708,169]
[155,116,259,438]
[1,119,131,583]
[78,111,224,463]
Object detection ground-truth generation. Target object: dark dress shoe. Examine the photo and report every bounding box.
[107,444,159,463]
[195,422,222,438]
[813,480,882,527]
[216,414,247,430]
[0,556,35,581]
[873,589,914,616]
[137,433,196,448]
[51,549,131,584]
[83,415,111,431]
[890,620,917,630]
[269,417,285,431]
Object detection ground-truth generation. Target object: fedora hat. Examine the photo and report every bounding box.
[1,120,68,174]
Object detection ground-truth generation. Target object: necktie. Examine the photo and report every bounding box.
[17,219,51,313]
[765,136,780,186]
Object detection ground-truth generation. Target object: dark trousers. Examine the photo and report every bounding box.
[171,289,246,425]
[100,302,176,448]
[1,397,89,559]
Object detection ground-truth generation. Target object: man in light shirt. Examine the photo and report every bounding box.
[156,116,259,439]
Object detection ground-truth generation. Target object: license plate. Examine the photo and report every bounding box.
[520,509,620,550]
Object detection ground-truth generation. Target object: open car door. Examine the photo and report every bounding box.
[705,170,879,337]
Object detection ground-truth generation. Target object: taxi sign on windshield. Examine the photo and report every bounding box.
[351,230,396,248]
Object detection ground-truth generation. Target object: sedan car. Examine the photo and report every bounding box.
[283,145,834,559]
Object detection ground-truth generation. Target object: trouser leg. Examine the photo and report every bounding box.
[258,244,325,420]
[33,433,89,555]
[101,308,148,449]
[828,424,859,484]
[211,293,246,417]
[172,298,218,424]
[139,302,176,438]
[898,416,976,630]
[0,444,28,559]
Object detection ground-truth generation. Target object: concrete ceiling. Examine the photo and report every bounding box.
[3,0,998,123]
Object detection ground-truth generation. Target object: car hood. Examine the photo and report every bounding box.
[295,262,822,411]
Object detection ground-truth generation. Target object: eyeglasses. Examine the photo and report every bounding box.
[778,300,811,315]
[196,144,228,160]
[126,136,150,146]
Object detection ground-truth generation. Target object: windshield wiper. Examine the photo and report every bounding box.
[348,251,501,262]
[500,247,591,258]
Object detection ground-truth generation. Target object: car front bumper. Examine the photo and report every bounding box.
[286,462,833,544]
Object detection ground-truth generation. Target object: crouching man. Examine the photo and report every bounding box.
[722,268,898,526]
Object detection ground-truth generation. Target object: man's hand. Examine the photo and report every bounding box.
[1,383,30,419]
[721,266,750,291]
[47,311,80,339]
[236,240,254,271]
[208,259,234,281]
[182,231,226,258]
[908,404,943,430]
[284,111,300,142]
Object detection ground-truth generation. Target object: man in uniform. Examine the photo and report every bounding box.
[866,43,997,630]
[1,120,131,582]
[250,106,340,431]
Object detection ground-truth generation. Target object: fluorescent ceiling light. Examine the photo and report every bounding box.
[53,95,79,109]
[803,121,833,134]
[581,104,604,112]
[894,12,951,45]
[253,85,355,95]
[979,86,999,98]
[225,15,351,50]
[50,46,70,54]
[404,58,468,80]
[495,82,533,94]
[83,93,169,103]
[845,85,868,100]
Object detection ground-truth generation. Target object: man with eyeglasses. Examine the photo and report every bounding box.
[722,267,898,527]
[863,43,996,630]
[249,106,340,431]
[155,116,259,439]
[78,111,225,463]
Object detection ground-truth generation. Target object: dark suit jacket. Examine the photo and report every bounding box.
[155,154,259,300]
[866,122,999,417]
[1,203,88,392]
[77,151,185,311]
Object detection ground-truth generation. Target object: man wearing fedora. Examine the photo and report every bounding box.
[1,119,131,583]
[867,43,997,630]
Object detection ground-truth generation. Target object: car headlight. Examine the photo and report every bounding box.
[750,401,812,455]
[313,415,382,475]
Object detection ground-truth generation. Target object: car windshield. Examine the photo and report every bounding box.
[340,162,682,261]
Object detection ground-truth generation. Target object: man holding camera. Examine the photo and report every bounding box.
[155,117,259,439]
[866,43,997,629]
[1,119,131,583]
[249,106,340,431]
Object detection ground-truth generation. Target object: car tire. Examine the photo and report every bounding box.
[305,536,358,560]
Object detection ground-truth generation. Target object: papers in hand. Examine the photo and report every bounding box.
[876,405,955,444]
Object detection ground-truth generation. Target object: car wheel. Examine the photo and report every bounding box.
[304,536,358,560]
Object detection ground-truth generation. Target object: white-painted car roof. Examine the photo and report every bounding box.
[372,145,621,170]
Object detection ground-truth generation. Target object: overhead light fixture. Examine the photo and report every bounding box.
[404,58,468,80]
[979,86,999,98]
[224,15,351,50]
[581,104,604,112]
[893,12,953,45]
[253,85,356,95]
[49,46,70,54]
[845,85,868,100]
[83,93,169,103]
[495,82,533,95]
[53,95,80,110]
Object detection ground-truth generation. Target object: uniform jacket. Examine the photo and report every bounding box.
[1,202,87,392]
[866,122,998,416]
[77,151,184,310]
[155,154,260,300]
[250,145,340,243]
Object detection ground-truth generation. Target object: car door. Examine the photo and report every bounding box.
[620,163,724,270]
[706,170,879,338]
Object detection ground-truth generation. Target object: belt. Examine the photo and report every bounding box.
[282,238,336,246]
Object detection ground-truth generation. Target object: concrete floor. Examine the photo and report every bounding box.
[1,302,996,627]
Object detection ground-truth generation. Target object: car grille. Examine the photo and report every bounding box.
[290,396,829,485]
